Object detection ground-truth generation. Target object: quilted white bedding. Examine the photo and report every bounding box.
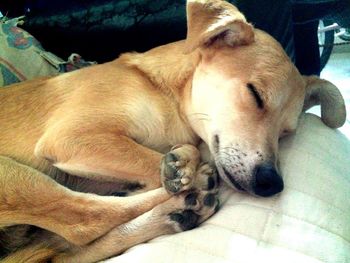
[106,113,350,263]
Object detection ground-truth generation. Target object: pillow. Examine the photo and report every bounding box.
[0,17,63,87]
[106,113,350,263]
[0,18,96,87]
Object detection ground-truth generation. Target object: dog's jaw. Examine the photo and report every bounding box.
[213,142,263,192]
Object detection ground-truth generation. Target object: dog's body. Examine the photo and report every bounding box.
[0,0,346,262]
[0,41,199,188]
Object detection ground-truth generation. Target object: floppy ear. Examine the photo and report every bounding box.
[184,0,255,54]
[303,76,346,128]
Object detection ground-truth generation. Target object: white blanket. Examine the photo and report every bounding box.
[106,113,350,263]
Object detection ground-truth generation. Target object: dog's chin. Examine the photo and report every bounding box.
[216,164,247,192]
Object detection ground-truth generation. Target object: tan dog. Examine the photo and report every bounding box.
[0,0,346,262]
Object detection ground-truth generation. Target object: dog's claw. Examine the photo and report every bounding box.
[181,177,191,185]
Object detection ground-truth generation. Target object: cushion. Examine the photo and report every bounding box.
[0,17,63,87]
[105,113,350,263]
[0,18,96,87]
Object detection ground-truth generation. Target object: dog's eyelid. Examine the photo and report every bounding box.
[246,83,264,109]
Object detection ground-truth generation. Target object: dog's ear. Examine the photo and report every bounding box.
[303,76,346,128]
[184,0,254,54]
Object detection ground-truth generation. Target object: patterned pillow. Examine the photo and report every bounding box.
[0,17,96,87]
[0,17,63,87]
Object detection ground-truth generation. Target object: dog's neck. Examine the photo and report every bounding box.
[117,41,203,146]
[118,41,200,102]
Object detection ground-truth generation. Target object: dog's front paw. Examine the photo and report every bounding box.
[161,144,200,194]
[159,159,220,231]
[151,161,221,235]
[165,163,220,231]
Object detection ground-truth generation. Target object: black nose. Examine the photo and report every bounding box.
[253,164,284,197]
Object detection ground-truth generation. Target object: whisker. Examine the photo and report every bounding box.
[186,116,211,124]
[191,117,210,122]
[187,113,211,120]
[220,146,239,151]
[187,112,210,117]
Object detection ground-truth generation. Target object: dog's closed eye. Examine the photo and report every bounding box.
[247,83,263,109]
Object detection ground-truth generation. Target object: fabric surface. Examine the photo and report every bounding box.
[106,113,350,263]
[0,17,62,87]
[0,18,96,87]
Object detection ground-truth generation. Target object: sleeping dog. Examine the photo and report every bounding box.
[0,0,345,262]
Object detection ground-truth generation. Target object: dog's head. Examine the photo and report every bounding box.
[184,0,346,197]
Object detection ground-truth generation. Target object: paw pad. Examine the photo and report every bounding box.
[203,193,216,207]
[185,192,198,206]
[169,210,200,231]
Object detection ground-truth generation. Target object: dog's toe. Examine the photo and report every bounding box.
[194,163,220,191]
[163,179,182,193]
[162,153,180,180]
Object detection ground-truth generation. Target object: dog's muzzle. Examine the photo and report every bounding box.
[253,164,284,197]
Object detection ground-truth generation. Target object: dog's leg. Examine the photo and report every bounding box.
[36,131,166,190]
[36,127,201,190]
[0,156,171,246]
[53,172,220,263]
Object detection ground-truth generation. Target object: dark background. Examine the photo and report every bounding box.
[0,0,294,63]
